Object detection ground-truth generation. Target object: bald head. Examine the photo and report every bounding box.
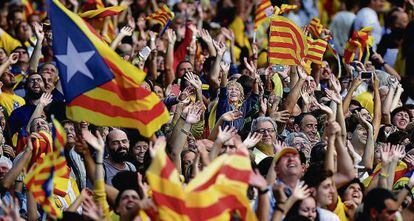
[107,129,130,153]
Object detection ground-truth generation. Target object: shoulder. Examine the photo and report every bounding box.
[317,207,340,221]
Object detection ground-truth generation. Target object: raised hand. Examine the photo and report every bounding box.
[178,86,194,103]
[184,72,202,88]
[149,136,166,158]
[127,15,136,30]
[292,181,311,200]
[297,65,308,79]
[32,22,44,41]
[39,92,53,107]
[82,130,105,152]
[120,26,133,37]
[166,29,177,43]
[313,101,333,117]
[243,57,257,77]
[270,110,290,123]
[7,52,19,64]
[260,97,268,115]
[249,169,268,191]
[216,125,237,144]
[356,111,373,130]
[213,40,226,57]
[380,143,393,166]
[185,102,203,124]
[243,132,263,149]
[325,89,342,104]
[392,144,406,161]
[329,74,341,93]
[82,195,104,221]
[325,120,341,136]
[199,29,213,44]
[220,110,243,122]
[220,62,230,74]
[273,139,285,153]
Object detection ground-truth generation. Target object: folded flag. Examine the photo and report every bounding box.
[146,5,175,29]
[147,148,257,220]
[21,0,34,19]
[268,15,308,67]
[254,0,273,31]
[47,0,170,137]
[274,4,298,15]
[79,5,127,19]
[305,37,328,65]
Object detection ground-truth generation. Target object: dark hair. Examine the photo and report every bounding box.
[337,178,365,199]
[359,0,372,8]
[358,188,396,221]
[385,7,405,29]
[114,188,141,211]
[345,0,360,10]
[294,113,315,126]
[386,130,409,145]
[377,124,394,143]
[310,141,327,165]
[391,106,412,122]
[345,114,360,133]
[285,198,319,221]
[257,157,273,177]
[303,164,333,188]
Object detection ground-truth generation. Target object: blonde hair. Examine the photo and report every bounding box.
[226,80,244,107]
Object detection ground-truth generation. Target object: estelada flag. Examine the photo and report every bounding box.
[47,0,169,137]
[146,5,175,29]
[268,16,308,67]
[147,147,257,220]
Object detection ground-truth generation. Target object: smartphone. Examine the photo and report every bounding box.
[360,71,372,79]
[272,65,285,73]
[138,46,151,62]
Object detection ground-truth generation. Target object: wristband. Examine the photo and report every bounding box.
[258,188,269,195]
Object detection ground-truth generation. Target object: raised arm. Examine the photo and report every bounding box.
[208,110,243,141]
[334,123,357,188]
[372,74,382,140]
[357,111,375,171]
[209,126,237,161]
[147,31,158,81]
[26,93,53,132]
[29,22,45,72]
[0,53,18,78]
[164,29,177,85]
[343,73,362,114]
[199,29,216,57]
[283,66,307,114]
[208,40,226,92]
[110,26,133,50]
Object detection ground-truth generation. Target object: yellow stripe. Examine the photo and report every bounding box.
[66,106,170,137]
[158,206,191,221]
[84,87,162,112]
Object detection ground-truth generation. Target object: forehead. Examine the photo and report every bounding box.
[347,183,361,190]
[121,190,139,198]
[257,120,273,128]
[302,115,317,123]
[108,130,128,141]
[28,74,42,79]
[179,62,192,69]
[41,64,57,71]
[33,118,47,124]
[135,141,148,146]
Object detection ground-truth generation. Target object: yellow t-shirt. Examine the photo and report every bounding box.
[0,91,25,117]
[333,196,349,221]
[229,16,251,56]
[0,29,22,54]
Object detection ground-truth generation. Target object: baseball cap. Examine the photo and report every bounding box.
[274,147,298,164]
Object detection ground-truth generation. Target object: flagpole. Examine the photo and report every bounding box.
[253,31,257,44]
[159,19,171,39]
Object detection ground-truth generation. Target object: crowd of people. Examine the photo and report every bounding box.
[1,0,414,220]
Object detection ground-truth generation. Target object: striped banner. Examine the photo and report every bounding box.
[147,148,257,220]
[305,37,328,64]
[268,16,308,66]
[254,0,273,31]
[308,17,323,38]
[79,5,127,19]
[146,5,175,28]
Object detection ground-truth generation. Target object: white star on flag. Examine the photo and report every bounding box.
[56,38,95,83]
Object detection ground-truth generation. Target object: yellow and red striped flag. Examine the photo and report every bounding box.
[48,0,169,137]
[24,119,70,219]
[21,0,34,19]
[275,4,298,15]
[268,16,308,66]
[79,5,127,19]
[146,5,175,29]
[254,0,273,31]
[343,27,374,64]
[147,148,257,220]
[308,17,323,38]
[305,37,328,64]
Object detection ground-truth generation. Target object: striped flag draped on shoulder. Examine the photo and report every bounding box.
[268,16,308,66]
[147,148,257,220]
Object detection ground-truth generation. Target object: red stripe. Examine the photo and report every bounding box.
[268,42,297,51]
[152,192,249,220]
[160,155,176,179]
[192,165,251,192]
[254,14,267,24]
[98,81,152,101]
[309,48,325,54]
[93,9,122,18]
[306,54,322,61]
[69,95,166,124]
[102,58,143,87]
[255,2,271,16]
[270,31,295,38]
[271,20,306,57]
[268,52,299,64]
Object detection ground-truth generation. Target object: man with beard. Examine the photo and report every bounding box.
[104,129,136,186]
[0,52,24,117]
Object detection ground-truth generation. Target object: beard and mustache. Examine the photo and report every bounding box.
[110,148,129,163]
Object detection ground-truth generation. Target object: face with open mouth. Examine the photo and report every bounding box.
[316,177,335,207]
[27,74,45,95]
[116,189,140,217]
[227,84,241,103]
[392,110,410,130]
[343,183,363,205]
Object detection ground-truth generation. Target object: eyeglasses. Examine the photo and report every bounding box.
[27,78,42,84]
[255,128,276,134]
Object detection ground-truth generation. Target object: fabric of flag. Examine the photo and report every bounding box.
[51,117,66,151]
[79,5,127,19]
[80,0,117,42]
[146,148,257,220]
[274,4,298,15]
[305,37,327,64]
[254,0,273,31]
[23,131,54,167]
[268,16,308,66]
[308,17,323,38]
[146,5,175,29]
[47,0,169,137]
[343,27,374,64]
[362,161,407,188]
[24,148,70,219]
[21,0,34,19]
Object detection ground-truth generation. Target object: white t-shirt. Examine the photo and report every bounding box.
[329,11,356,55]
[317,207,340,221]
